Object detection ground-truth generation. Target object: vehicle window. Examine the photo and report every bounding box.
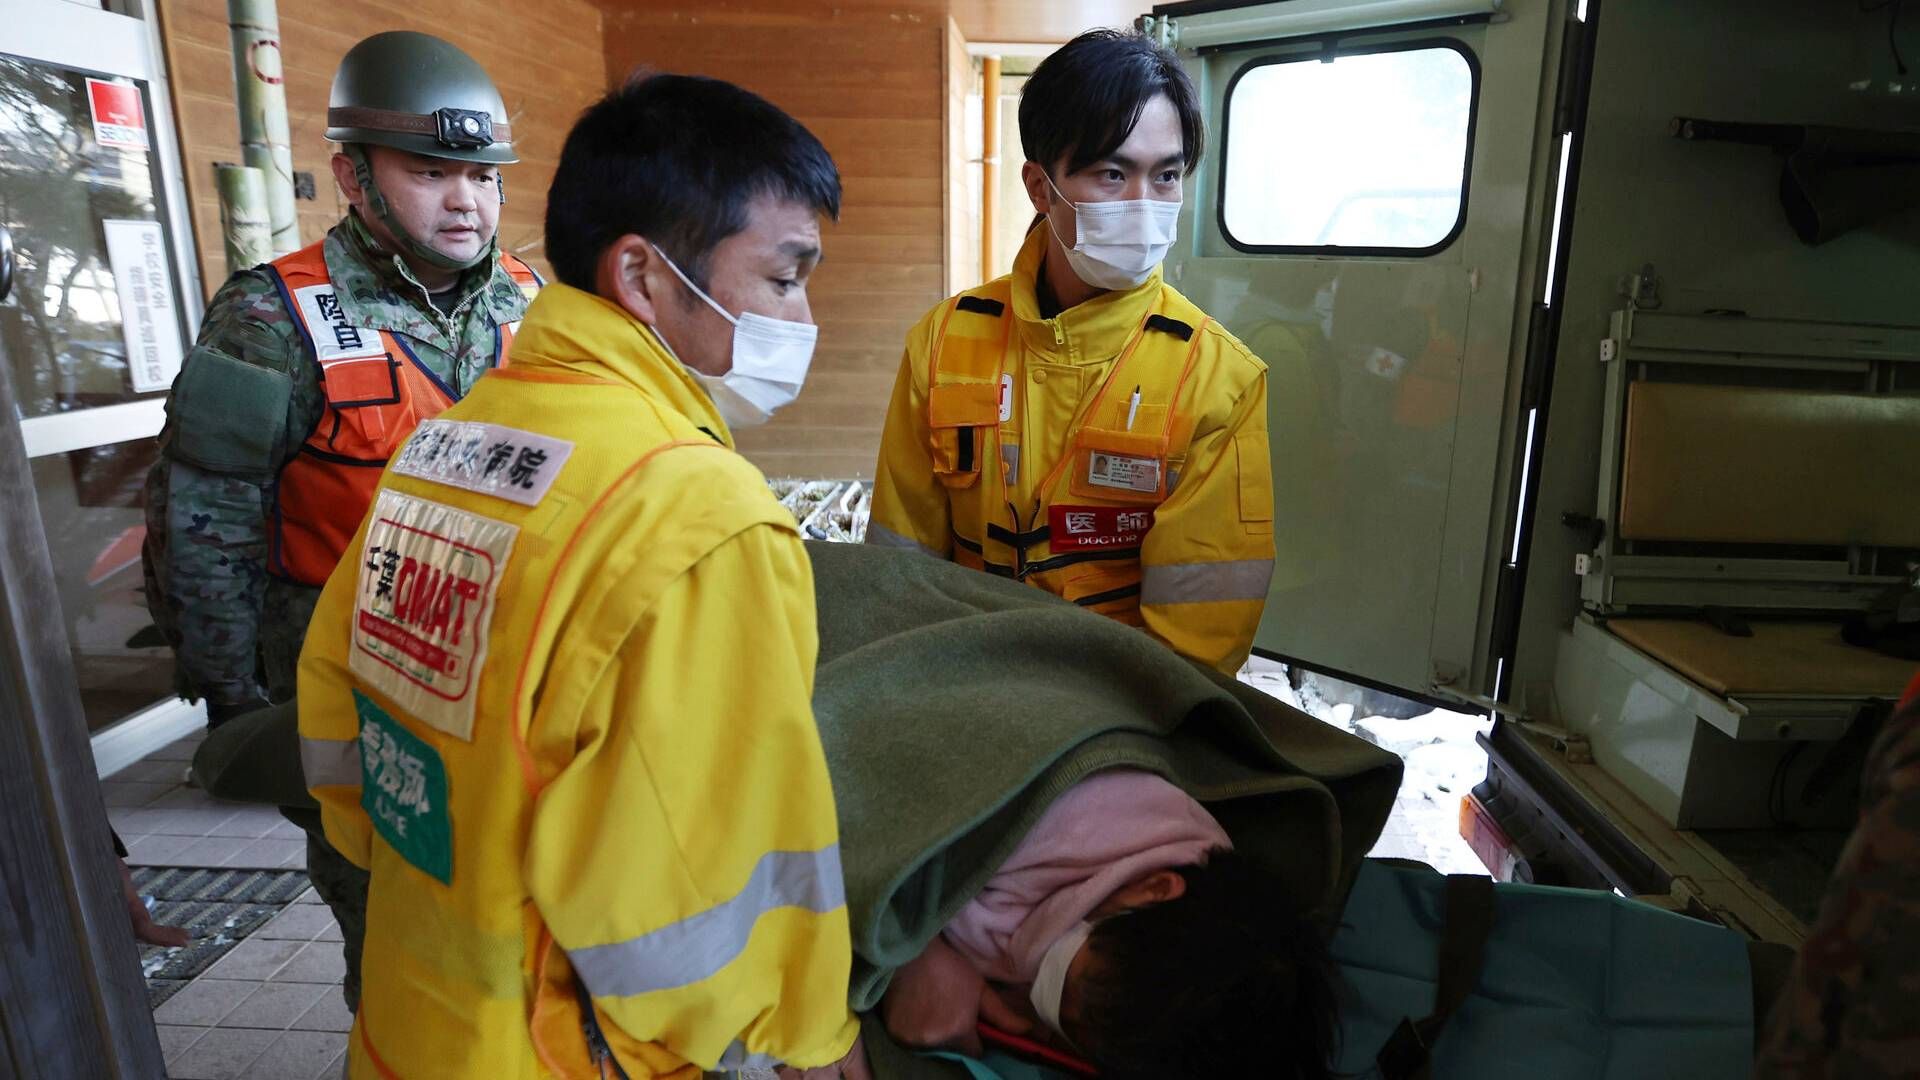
[1220,43,1477,254]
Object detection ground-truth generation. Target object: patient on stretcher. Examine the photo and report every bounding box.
[878,769,1338,1080]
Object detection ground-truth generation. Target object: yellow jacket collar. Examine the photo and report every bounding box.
[508,283,733,447]
[1007,222,1164,362]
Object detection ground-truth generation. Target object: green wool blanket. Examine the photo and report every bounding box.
[802,541,1402,1007]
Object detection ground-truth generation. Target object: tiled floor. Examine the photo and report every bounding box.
[106,732,309,872]
[106,731,350,1079]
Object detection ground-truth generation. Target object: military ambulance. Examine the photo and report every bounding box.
[1140,0,1918,945]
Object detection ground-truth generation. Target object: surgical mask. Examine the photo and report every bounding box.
[1044,174,1181,291]
[654,244,818,429]
[1029,920,1094,1043]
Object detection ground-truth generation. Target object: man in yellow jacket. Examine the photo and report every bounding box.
[297,75,861,1078]
[868,29,1277,677]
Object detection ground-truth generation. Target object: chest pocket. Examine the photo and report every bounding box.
[928,380,997,488]
[321,353,403,408]
[926,297,1010,490]
[318,348,409,447]
[1065,402,1175,507]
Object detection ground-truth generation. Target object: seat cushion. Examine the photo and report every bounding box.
[1619,381,1920,546]
[1608,618,1918,697]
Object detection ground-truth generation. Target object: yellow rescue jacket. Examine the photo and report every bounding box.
[869,226,1276,674]
[297,284,858,1078]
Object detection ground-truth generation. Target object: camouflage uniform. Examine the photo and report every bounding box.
[1755,675,1920,1078]
[142,210,532,1008]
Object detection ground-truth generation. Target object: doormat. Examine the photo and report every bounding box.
[133,867,310,1008]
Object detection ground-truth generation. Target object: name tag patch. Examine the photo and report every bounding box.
[392,420,573,507]
[292,283,384,363]
[1087,452,1161,493]
[349,491,518,740]
[999,373,1013,423]
[1049,505,1155,550]
[355,690,452,884]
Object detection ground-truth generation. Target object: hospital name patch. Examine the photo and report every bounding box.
[355,690,452,884]
[392,419,573,507]
[348,490,517,741]
[1049,505,1155,550]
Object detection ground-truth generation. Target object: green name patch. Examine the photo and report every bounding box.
[355,690,452,884]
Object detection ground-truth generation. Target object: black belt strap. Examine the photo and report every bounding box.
[1375,874,1496,1080]
[986,521,1050,549]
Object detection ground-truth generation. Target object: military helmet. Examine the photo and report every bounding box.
[325,31,516,165]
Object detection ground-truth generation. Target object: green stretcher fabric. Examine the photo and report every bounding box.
[1330,860,1755,1080]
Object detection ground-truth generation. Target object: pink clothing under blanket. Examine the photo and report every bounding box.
[941,769,1233,984]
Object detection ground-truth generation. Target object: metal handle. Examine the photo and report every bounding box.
[0,225,14,304]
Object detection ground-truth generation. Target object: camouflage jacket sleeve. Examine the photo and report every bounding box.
[1755,697,1920,1079]
[142,269,323,711]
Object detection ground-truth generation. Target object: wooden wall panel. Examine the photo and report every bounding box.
[947,0,1138,43]
[602,3,951,480]
[945,15,979,295]
[156,0,608,294]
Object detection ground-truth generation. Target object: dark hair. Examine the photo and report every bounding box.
[544,72,841,291]
[1018,29,1206,179]
[1077,851,1339,1080]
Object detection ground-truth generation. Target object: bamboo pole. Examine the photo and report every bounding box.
[216,164,273,274]
[227,0,299,255]
[980,55,1001,283]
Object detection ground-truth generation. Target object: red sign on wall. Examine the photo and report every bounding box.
[85,77,148,151]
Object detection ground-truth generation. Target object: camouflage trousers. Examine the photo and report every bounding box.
[1755,694,1920,1078]
[282,805,369,1012]
[192,703,366,1012]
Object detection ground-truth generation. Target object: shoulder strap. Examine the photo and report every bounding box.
[499,251,545,289]
[1375,874,1497,1080]
[1151,282,1210,338]
[267,239,331,289]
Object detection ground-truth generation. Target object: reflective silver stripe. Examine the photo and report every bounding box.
[300,735,363,788]
[864,522,942,558]
[717,1041,783,1072]
[1140,559,1274,605]
[570,846,845,998]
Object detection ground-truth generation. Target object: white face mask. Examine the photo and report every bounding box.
[654,244,818,429]
[1029,920,1094,1043]
[1044,174,1181,291]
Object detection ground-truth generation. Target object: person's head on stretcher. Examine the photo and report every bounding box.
[880,770,1339,1079]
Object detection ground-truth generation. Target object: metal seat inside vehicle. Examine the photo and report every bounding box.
[1559,308,1919,828]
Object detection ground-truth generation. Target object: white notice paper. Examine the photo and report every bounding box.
[102,219,184,393]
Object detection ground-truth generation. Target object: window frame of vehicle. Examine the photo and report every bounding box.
[1215,37,1484,258]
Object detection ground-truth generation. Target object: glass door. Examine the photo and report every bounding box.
[2,0,203,752]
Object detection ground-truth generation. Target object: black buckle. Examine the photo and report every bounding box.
[435,107,495,149]
[1375,1017,1432,1080]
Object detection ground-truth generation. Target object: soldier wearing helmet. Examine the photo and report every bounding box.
[142,30,540,1011]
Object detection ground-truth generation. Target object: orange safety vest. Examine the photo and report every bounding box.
[926,278,1212,622]
[264,243,540,587]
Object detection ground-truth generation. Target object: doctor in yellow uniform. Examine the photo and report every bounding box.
[298,75,863,1078]
[868,29,1276,675]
